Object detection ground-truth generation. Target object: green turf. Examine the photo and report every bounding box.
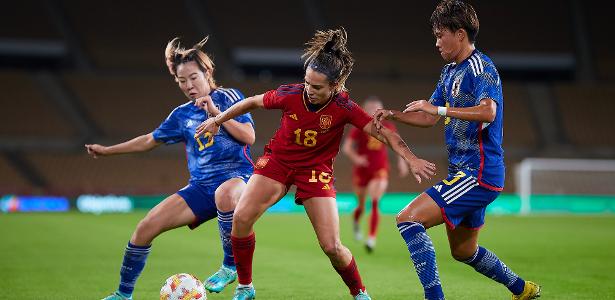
[1,212,615,299]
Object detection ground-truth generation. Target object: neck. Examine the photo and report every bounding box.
[454,44,475,64]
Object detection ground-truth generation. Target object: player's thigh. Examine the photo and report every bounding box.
[396,192,443,229]
[234,174,287,224]
[303,197,341,246]
[215,177,247,212]
[141,193,195,231]
[446,225,480,260]
[366,177,388,200]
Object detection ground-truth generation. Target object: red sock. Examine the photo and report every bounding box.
[231,233,255,285]
[353,204,364,223]
[369,199,379,237]
[334,257,365,296]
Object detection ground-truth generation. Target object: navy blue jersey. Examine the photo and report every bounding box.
[429,50,504,191]
[153,88,254,184]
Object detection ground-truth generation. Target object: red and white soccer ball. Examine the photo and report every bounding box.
[160,273,206,300]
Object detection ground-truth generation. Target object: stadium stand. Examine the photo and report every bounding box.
[0,71,76,138]
[553,84,615,147]
[27,151,187,196]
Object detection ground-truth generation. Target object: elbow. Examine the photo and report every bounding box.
[484,109,496,123]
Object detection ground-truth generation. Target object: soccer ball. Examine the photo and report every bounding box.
[160,273,207,300]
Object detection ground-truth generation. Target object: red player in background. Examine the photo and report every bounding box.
[343,97,409,253]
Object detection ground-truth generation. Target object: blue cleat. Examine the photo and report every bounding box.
[232,285,256,300]
[354,289,371,300]
[101,291,132,300]
[204,265,237,293]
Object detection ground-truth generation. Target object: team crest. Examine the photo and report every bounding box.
[452,75,463,97]
[255,157,269,169]
[320,115,333,130]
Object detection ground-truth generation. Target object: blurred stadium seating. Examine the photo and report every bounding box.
[1,0,612,196]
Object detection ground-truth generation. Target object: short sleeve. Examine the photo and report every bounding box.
[473,67,502,105]
[429,66,447,106]
[347,101,373,130]
[263,84,304,110]
[218,88,254,125]
[152,107,184,145]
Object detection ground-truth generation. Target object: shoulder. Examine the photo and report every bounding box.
[274,83,305,96]
[332,91,358,112]
[467,51,499,79]
[212,87,245,104]
[170,101,193,116]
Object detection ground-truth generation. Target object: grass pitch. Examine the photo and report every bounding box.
[1,212,614,299]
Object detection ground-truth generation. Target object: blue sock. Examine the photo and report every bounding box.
[462,246,525,295]
[117,242,151,297]
[218,210,236,269]
[397,222,444,300]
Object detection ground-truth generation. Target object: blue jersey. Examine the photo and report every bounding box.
[429,50,504,191]
[153,88,254,184]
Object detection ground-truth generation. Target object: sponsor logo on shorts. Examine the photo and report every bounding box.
[255,157,269,169]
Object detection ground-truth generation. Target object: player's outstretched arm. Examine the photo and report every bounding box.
[84,133,161,159]
[363,121,436,183]
[194,94,265,138]
[404,99,496,123]
[374,108,440,129]
[195,95,256,145]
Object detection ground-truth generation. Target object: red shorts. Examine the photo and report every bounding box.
[253,154,336,204]
[352,167,388,188]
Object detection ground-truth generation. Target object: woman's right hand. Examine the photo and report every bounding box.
[84,144,108,159]
[407,157,437,184]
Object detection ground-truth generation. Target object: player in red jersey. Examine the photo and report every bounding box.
[195,28,435,300]
[342,97,409,253]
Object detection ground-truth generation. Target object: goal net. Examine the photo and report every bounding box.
[515,158,615,214]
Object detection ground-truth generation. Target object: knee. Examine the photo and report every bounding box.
[320,240,344,258]
[133,216,161,242]
[396,208,422,225]
[232,210,254,228]
[451,246,476,262]
[215,188,239,211]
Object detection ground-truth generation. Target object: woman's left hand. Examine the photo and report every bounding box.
[404,100,437,115]
[195,95,221,116]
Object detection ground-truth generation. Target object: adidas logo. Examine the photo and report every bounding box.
[434,185,442,192]
[322,184,330,190]
[289,113,298,121]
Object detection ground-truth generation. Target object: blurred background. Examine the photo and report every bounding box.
[1,0,614,214]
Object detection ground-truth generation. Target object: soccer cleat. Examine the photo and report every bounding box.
[101,291,132,300]
[365,238,376,253]
[232,285,256,300]
[511,281,541,300]
[353,221,363,241]
[204,265,237,293]
[354,289,371,300]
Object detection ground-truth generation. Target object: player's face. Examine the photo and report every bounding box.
[434,27,462,63]
[304,67,335,105]
[176,61,211,101]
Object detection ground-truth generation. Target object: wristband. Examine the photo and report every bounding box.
[437,106,447,116]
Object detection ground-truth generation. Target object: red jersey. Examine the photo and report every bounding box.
[348,121,396,171]
[262,84,372,170]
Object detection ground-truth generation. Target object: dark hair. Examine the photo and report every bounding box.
[302,27,354,92]
[430,0,479,43]
[164,36,217,88]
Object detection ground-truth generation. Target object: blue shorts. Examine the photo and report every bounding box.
[177,174,250,229]
[425,171,500,230]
